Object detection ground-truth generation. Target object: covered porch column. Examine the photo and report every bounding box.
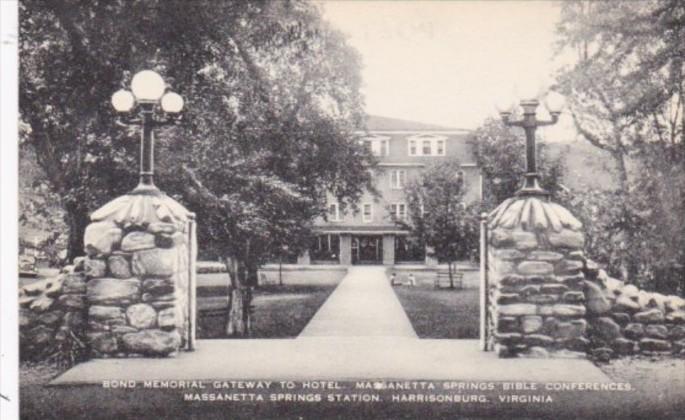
[383,234,395,265]
[339,234,352,265]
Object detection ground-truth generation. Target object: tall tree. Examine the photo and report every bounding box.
[20,0,373,334]
[400,160,481,288]
[555,0,685,287]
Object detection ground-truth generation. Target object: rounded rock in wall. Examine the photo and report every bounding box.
[521,316,543,333]
[665,311,685,324]
[548,229,584,250]
[84,221,123,256]
[121,329,181,356]
[121,231,157,252]
[639,338,671,352]
[131,248,177,277]
[90,332,119,354]
[614,295,641,312]
[583,281,611,315]
[623,323,645,340]
[147,222,177,235]
[89,305,125,321]
[523,334,554,347]
[611,312,631,326]
[633,308,664,323]
[157,307,178,330]
[108,254,132,279]
[142,278,174,296]
[498,303,538,316]
[37,310,64,326]
[553,319,587,340]
[558,336,589,352]
[126,303,157,329]
[612,338,636,355]
[87,278,141,306]
[644,324,668,339]
[592,317,622,341]
[84,258,107,279]
[63,274,87,294]
[555,259,584,275]
[669,325,685,340]
[590,347,613,362]
[517,261,554,276]
[58,294,85,309]
[30,296,54,313]
[155,232,186,249]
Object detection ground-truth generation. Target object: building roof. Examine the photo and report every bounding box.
[364,115,468,132]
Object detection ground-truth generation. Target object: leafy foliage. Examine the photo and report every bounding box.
[555,0,684,291]
[20,0,372,268]
[400,159,481,282]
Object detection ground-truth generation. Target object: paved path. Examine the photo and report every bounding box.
[298,266,417,338]
[52,266,611,385]
[51,339,611,384]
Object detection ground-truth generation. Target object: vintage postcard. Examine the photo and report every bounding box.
[2,0,684,418]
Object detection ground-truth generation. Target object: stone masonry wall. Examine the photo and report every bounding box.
[487,195,685,360]
[582,259,685,361]
[83,192,193,358]
[19,259,88,362]
[487,197,588,358]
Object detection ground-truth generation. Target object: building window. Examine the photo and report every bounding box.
[362,136,390,156]
[391,203,407,220]
[407,135,448,156]
[436,140,445,155]
[381,139,389,156]
[422,140,431,155]
[362,203,373,222]
[310,234,340,263]
[390,170,406,189]
[328,202,341,221]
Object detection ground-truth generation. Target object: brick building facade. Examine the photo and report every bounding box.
[301,116,482,266]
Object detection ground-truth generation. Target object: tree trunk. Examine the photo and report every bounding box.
[224,256,252,337]
[65,204,89,262]
[448,261,454,289]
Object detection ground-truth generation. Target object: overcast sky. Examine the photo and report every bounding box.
[321,0,575,140]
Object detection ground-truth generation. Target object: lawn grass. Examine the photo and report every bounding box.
[197,284,336,339]
[392,284,480,339]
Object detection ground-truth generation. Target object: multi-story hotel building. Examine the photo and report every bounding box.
[301,115,482,266]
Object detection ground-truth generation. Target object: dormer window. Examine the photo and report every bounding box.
[362,134,390,156]
[407,134,447,156]
[328,202,342,221]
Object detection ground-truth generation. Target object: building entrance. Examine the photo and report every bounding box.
[351,235,383,264]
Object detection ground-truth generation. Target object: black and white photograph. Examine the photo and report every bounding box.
[1,0,684,419]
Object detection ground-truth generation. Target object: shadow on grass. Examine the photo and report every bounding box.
[392,285,479,339]
[197,284,337,339]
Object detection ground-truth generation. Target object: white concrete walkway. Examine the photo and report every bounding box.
[298,266,417,338]
[52,266,611,385]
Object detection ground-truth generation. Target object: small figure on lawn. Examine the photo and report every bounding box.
[390,272,398,286]
[407,273,416,287]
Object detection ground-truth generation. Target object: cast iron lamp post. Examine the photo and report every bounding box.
[111,70,184,195]
[497,92,564,197]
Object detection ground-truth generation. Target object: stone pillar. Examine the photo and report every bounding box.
[425,245,438,267]
[83,192,195,358]
[297,250,311,265]
[487,197,587,358]
[340,234,352,265]
[382,235,395,266]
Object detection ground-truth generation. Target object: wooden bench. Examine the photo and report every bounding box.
[434,270,464,289]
